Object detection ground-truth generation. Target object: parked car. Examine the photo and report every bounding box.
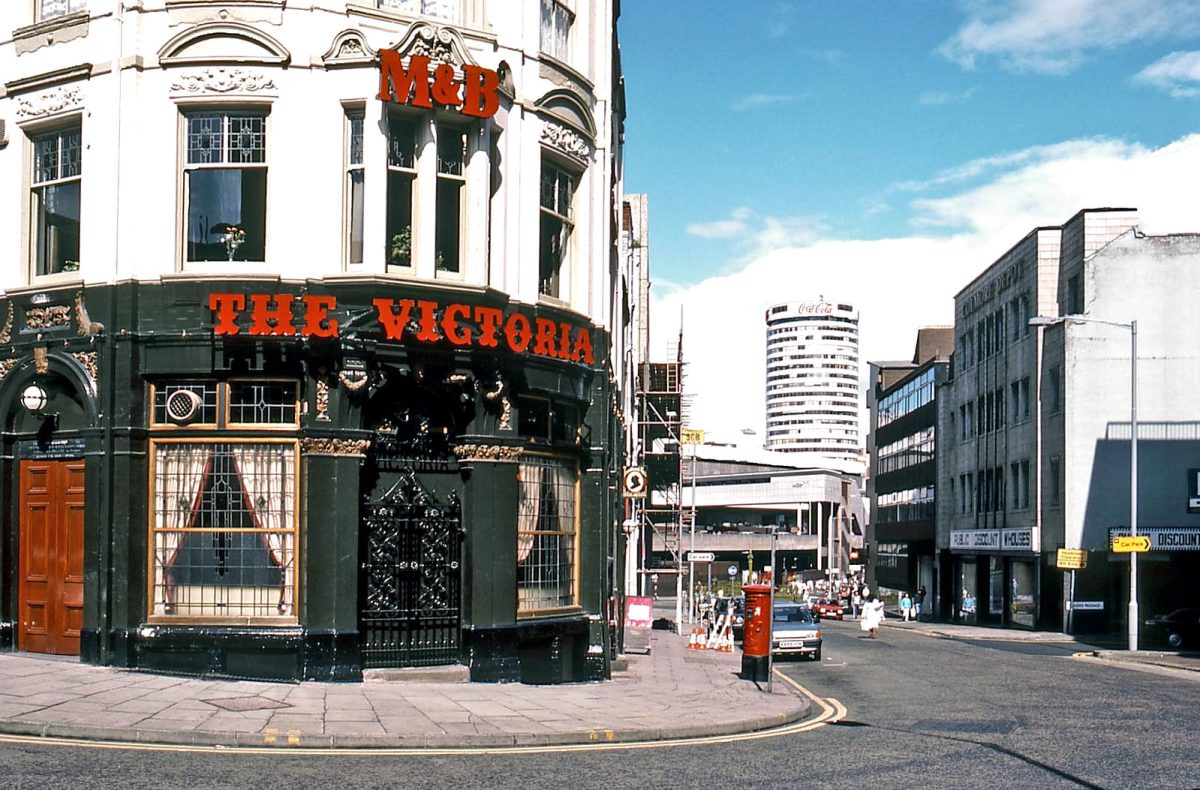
[771,603,822,661]
[1144,608,1200,649]
[812,598,844,621]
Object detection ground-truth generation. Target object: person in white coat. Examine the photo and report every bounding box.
[860,595,885,638]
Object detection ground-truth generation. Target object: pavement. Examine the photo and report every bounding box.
[0,629,808,750]
[1,611,1194,751]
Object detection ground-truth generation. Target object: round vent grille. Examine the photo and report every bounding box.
[165,389,203,425]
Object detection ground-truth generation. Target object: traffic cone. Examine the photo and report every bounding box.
[688,628,699,650]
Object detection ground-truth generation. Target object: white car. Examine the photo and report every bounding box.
[771,604,822,661]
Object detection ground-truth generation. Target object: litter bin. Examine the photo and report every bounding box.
[741,583,771,682]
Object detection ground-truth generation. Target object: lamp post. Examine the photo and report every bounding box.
[1030,315,1138,652]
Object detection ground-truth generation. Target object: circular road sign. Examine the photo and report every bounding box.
[623,466,647,497]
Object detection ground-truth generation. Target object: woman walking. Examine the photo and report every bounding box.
[860,594,885,638]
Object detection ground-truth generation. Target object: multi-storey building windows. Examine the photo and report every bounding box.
[877,367,935,428]
[30,125,82,277]
[184,110,268,262]
[377,0,460,22]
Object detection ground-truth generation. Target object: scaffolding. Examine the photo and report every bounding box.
[634,328,692,601]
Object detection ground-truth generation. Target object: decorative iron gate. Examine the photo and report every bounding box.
[360,471,464,668]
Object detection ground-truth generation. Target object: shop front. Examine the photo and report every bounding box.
[950,527,1042,628]
[0,279,619,683]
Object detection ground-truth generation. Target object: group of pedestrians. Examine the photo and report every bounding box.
[898,586,926,621]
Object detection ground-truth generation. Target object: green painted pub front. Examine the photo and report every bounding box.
[0,278,624,683]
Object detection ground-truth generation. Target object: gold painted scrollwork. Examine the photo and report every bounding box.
[301,438,371,457]
[452,443,523,463]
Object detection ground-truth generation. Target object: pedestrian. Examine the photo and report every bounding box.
[914,586,926,621]
[851,588,863,620]
[860,594,885,638]
[900,591,913,622]
[961,589,976,623]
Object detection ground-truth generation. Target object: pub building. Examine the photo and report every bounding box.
[0,1,632,683]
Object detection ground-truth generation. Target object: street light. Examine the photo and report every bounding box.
[1029,314,1138,652]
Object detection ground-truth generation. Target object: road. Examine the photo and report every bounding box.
[0,621,1196,789]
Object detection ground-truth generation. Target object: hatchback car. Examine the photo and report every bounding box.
[1144,608,1200,649]
[812,598,844,620]
[771,604,822,660]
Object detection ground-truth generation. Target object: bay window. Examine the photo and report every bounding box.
[386,115,416,269]
[30,125,82,277]
[517,456,577,613]
[346,109,365,265]
[539,160,575,298]
[435,125,466,274]
[184,110,268,262]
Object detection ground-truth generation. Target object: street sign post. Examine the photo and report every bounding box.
[1112,535,1151,553]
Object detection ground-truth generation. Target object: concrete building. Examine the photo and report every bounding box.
[867,327,952,602]
[938,206,1200,637]
[0,1,631,683]
[661,443,865,586]
[764,300,861,463]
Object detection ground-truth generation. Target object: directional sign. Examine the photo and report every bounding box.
[1111,535,1151,553]
[623,466,647,498]
[1056,549,1088,570]
[681,428,705,445]
[687,551,715,563]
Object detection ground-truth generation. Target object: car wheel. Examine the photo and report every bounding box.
[1168,632,1183,648]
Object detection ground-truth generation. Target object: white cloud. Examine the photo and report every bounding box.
[651,134,1200,441]
[685,208,826,255]
[1135,50,1200,97]
[732,93,794,111]
[797,48,846,64]
[939,0,1200,74]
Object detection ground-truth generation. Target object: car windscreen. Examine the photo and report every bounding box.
[773,607,813,624]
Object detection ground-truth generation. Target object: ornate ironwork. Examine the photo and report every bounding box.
[360,470,464,668]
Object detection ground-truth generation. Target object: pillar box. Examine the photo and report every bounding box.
[741,584,772,682]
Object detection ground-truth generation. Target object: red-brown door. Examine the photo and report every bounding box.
[18,460,85,655]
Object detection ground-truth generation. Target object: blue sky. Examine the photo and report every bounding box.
[620,0,1200,288]
[616,1,1200,441]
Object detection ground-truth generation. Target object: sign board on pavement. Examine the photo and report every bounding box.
[1111,535,1151,553]
[687,551,715,563]
[1056,548,1088,570]
[623,596,653,655]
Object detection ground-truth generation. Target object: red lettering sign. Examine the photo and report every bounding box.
[378,50,500,119]
[211,293,595,366]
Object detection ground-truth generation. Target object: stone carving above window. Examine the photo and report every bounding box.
[540,119,592,166]
[170,68,277,96]
[25,304,72,330]
[16,86,83,119]
[387,23,480,71]
[322,29,376,69]
[158,21,290,68]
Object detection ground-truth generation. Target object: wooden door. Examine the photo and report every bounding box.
[18,460,85,655]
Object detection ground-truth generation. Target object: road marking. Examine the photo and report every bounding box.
[0,675,848,757]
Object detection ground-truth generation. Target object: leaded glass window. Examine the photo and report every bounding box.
[346,110,365,264]
[540,0,572,62]
[151,442,297,620]
[39,0,87,22]
[227,381,298,426]
[517,456,577,612]
[184,111,268,262]
[31,126,82,276]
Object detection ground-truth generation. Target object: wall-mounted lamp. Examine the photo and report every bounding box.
[20,383,58,432]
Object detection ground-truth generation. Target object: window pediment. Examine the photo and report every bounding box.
[158,22,290,67]
[533,89,595,139]
[386,23,481,71]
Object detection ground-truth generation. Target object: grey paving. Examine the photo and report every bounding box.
[0,630,807,749]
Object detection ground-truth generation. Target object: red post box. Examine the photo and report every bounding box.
[741,584,772,682]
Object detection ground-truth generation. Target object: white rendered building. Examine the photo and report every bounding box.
[0,0,631,684]
[764,300,861,463]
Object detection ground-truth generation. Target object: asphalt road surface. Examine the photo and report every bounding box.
[1,622,1196,789]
